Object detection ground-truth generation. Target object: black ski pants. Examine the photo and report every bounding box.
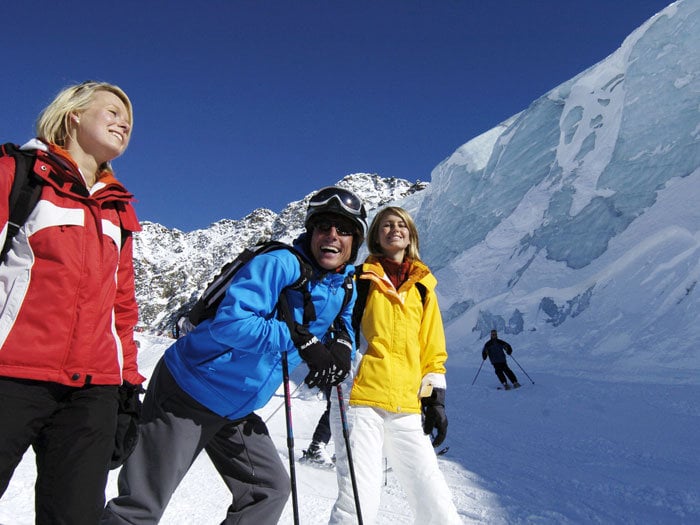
[311,386,332,445]
[0,376,118,525]
[492,362,518,385]
[102,358,290,525]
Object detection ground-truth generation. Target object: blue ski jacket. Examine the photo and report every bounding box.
[164,236,356,420]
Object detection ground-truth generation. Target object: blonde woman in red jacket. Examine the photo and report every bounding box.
[0,81,144,524]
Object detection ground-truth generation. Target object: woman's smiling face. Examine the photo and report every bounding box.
[72,90,132,164]
[377,213,410,261]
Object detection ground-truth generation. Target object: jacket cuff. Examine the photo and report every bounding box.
[419,372,446,398]
[123,370,146,386]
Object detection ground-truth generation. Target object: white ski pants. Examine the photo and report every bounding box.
[329,398,461,524]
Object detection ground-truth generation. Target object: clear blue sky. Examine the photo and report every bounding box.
[1,0,670,231]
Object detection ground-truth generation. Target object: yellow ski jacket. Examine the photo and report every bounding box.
[350,256,447,414]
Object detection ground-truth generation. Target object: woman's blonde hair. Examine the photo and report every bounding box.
[36,81,133,173]
[367,206,421,261]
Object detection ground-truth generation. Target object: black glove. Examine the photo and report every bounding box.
[304,332,353,388]
[110,381,145,469]
[303,327,353,388]
[290,323,333,370]
[421,388,448,448]
[304,366,338,388]
[328,329,352,377]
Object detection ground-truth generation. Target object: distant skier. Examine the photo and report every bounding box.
[482,329,521,390]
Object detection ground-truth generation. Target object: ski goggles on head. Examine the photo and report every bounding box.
[308,187,366,219]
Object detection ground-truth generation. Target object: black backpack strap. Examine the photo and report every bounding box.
[416,281,427,306]
[1,143,42,260]
[183,241,318,333]
[283,247,316,325]
[328,272,355,335]
[351,264,369,344]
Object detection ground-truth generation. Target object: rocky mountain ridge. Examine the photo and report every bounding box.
[133,173,427,334]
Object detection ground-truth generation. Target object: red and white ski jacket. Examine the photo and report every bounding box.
[0,139,145,387]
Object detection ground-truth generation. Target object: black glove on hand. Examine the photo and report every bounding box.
[304,329,353,388]
[110,382,145,469]
[328,330,352,377]
[304,367,335,388]
[290,323,332,370]
[421,388,448,447]
[305,335,352,388]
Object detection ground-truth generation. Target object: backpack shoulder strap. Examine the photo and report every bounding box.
[184,240,316,331]
[351,264,369,341]
[1,143,42,260]
[416,281,428,306]
[275,243,316,325]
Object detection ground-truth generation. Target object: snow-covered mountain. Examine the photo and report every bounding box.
[133,174,427,334]
[406,0,699,382]
[134,1,698,386]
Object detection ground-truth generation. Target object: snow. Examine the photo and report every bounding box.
[1,333,697,524]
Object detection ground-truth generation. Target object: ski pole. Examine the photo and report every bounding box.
[337,385,363,525]
[508,354,535,384]
[282,352,300,525]
[471,359,485,385]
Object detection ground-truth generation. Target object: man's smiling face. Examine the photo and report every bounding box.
[309,213,356,270]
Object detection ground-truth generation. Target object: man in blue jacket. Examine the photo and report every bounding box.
[102,187,367,525]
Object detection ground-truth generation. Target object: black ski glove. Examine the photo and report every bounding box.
[304,330,352,388]
[304,366,338,388]
[110,381,145,469]
[328,329,352,377]
[421,388,448,447]
[290,323,332,370]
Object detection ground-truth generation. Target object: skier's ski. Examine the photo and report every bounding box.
[436,446,449,456]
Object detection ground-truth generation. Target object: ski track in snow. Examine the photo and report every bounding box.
[1,339,698,524]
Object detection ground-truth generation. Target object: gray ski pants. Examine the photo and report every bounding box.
[101,359,290,525]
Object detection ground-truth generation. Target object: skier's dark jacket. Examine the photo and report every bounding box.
[482,338,512,364]
[164,233,356,420]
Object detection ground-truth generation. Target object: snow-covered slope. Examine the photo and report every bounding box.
[1,333,697,524]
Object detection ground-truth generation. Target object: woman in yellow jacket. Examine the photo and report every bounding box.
[329,206,461,524]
